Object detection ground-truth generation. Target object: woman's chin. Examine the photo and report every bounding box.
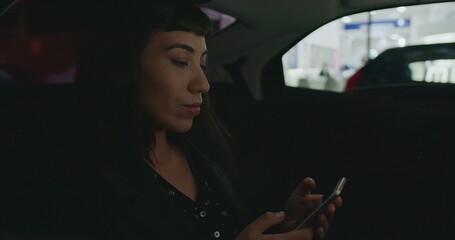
[167,122,193,133]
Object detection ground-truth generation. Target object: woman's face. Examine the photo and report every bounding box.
[138,30,209,133]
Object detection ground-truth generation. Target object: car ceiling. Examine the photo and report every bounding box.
[202,0,454,99]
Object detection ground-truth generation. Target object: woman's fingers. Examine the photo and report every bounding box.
[314,197,343,239]
[325,203,336,223]
[236,211,315,240]
[261,228,313,240]
[294,178,317,197]
[317,214,329,232]
[334,196,343,208]
[325,196,342,223]
[315,226,325,239]
[242,211,285,237]
[237,211,315,240]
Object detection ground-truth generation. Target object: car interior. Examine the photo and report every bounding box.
[1,0,454,239]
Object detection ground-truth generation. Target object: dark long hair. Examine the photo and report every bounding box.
[76,0,236,176]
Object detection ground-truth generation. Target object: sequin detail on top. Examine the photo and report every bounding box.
[150,158,239,240]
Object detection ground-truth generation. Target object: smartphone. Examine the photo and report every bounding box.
[294,177,346,230]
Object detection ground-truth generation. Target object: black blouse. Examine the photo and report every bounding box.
[148,157,241,240]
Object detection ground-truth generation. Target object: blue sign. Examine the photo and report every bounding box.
[345,19,411,30]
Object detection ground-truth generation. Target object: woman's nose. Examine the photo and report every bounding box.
[189,68,210,94]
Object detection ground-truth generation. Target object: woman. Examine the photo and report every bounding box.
[20,0,342,239]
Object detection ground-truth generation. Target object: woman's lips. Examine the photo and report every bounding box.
[182,103,202,116]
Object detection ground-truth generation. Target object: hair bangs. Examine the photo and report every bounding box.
[133,0,213,38]
[161,12,213,37]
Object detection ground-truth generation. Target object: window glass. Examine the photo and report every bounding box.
[0,1,235,87]
[200,7,236,35]
[0,2,83,86]
[409,60,455,83]
[282,2,455,91]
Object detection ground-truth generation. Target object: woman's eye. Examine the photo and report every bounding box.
[172,60,188,67]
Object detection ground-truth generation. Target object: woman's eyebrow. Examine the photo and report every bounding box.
[166,43,208,55]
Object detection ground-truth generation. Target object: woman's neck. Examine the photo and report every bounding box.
[153,130,168,152]
[149,130,197,201]
[149,130,183,171]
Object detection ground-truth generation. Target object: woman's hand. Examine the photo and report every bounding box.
[280,178,343,239]
[235,211,314,240]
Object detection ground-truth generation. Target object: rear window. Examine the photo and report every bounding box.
[409,59,455,83]
[282,2,455,92]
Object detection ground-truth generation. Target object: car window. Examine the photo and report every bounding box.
[282,2,455,92]
[409,59,455,83]
[200,7,236,34]
[0,1,235,87]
